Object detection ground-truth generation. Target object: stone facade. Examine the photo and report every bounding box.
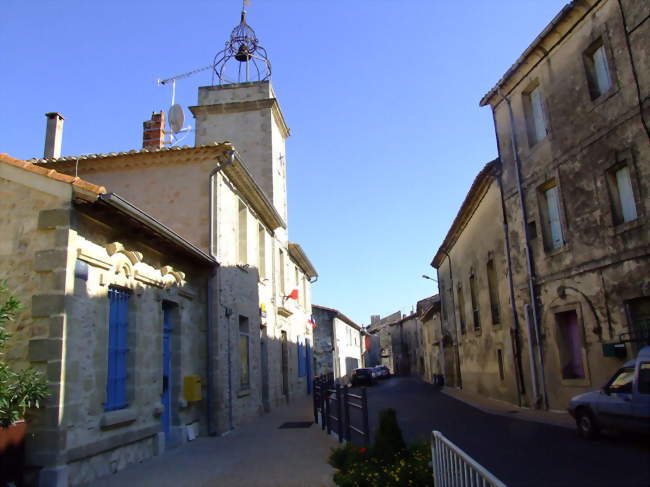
[432,0,649,410]
[33,80,318,433]
[312,305,362,381]
[0,155,213,486]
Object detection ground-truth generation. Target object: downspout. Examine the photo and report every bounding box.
[495,89,548,409]
[492,111,526,407]
[208,149,236,433]
[437,250,462,389]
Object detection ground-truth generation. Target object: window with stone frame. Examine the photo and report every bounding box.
[279,249,286,296]
[523,83,548,147]
[606,164,637,226]
[239,315,250,388]
[469,272,480,332]
[486,258,501,325]
[457,284,467,335]
[584,37,612,100]
[538,180,565,251]
[257,223,266,279]
[237,199,247,265]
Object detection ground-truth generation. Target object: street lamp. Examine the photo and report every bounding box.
[422,274,438,283]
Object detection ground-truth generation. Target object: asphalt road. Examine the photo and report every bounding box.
[352,377,650,487]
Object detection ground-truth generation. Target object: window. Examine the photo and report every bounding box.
[639,363,650,395]
[106,287,130,411]
[486,259,501,325]
[237,200,247,265]
[258,224,266,279]
[607,165,637,225]
[523,84,547,146]
[239,315,250,388]
[279,249,285,296]
[585,39,612,99]
[469,274,480,331]
[556,310,585,380]
[607,367,634,394]
[457,285,467,335]
[297,336,306,377]
[497,349,505,381]
[301,276,307,309]
[540,183,564,250]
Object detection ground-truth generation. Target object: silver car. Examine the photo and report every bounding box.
[568,346,650,439]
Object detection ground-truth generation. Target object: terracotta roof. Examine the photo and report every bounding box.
[29,142,232,165]
[480,1,596,106]
[431,159,498,268]
[0,153,106,198]
[312,305,361,331]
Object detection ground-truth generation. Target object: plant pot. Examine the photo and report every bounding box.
[0,420,27,486]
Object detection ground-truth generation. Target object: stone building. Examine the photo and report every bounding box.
[418,296,444,384]
[432,0,649,410]
[3,9,318,485]
[433,161,523,404]
[366,311,402,372]
[390,313,424,377]
[312,305,362,380]
[0,154,213,485]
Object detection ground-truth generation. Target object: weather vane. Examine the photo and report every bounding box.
[212,0,272,85]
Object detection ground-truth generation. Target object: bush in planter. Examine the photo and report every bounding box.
[328,409,433,486]
[0,282,49,428]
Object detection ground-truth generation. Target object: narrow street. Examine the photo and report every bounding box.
[358,377,650,487]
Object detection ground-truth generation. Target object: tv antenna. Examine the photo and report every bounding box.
[156,66,212,145]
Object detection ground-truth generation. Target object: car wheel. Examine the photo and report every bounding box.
[576,409,599,440]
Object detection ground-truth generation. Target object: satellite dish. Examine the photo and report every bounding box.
[168,104,185,134]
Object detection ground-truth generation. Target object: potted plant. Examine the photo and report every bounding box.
[0,282,49,486]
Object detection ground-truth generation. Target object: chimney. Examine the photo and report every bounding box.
[143,111,166,149]
[44,112,64,159]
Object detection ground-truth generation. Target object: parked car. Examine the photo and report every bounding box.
[351,368,374,387]
[374,365,391,379]
[568,346,650,439]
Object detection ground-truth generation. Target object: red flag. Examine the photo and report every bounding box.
[287,289,299,300]
[309,315,317,328]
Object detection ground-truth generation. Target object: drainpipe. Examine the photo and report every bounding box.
[208,149,236,433]
[437,250,462,389]
[495,89,548,410]
[492,116,526,407]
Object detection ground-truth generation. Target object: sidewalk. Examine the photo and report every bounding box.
[92,396,338,487]
[441,386,575,429]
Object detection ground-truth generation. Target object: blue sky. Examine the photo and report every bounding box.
[1,0,567,325]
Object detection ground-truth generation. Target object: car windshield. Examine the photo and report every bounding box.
[608,367,634,393]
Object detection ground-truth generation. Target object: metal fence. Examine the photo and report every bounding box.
[431,430,507,487]
[312,375,370,445]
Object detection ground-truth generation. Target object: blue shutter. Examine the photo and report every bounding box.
[106,288,129,411]
[297,337,306,377]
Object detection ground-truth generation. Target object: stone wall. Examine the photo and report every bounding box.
[484,0,649,409]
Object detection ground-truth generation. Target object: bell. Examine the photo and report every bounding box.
[235,45,251,62]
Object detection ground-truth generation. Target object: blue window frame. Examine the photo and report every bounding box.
[297,337,306,377]
[105,287,130,411]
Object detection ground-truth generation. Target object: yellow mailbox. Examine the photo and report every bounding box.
[183,375,202,402]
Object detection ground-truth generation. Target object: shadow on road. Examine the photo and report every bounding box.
[352,377,650,487]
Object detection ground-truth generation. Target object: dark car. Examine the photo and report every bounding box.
[351,368,374,387]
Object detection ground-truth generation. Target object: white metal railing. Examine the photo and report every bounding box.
[431,431,507,487]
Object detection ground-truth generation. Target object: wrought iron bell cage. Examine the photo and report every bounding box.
[212,9,272,85]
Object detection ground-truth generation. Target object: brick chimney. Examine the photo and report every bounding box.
[143,111,166,149]
[44,112,64,159]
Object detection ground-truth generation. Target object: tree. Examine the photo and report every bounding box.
[0,282,49,428]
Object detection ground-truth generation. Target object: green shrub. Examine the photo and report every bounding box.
[329,409,433,486]
[0,282,49,428]
[372,408,406,462]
